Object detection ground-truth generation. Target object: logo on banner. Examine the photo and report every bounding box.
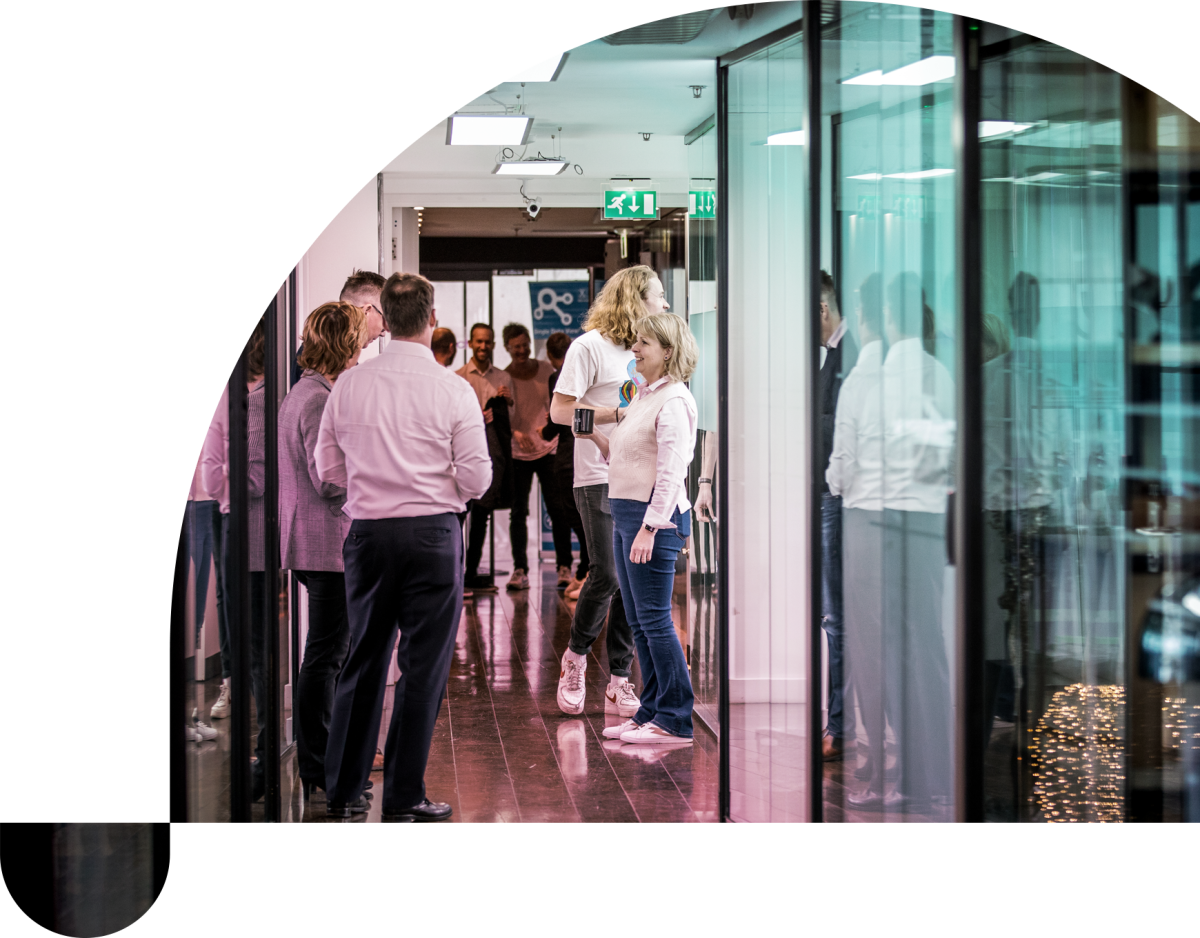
[527,281,590,339]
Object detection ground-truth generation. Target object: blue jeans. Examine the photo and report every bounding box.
[610,498,693,738]
[821,493,852,740]
[186,500,217,646]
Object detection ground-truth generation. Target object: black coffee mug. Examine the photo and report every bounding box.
[573,408,595,434]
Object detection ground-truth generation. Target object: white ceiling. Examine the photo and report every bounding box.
[381,3,804,208]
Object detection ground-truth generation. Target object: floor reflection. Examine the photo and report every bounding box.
[187,563,718,823]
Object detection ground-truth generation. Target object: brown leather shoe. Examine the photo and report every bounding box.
[822,735,845,761]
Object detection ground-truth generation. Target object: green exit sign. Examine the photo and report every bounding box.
[604,189,657,219]
[689,189,716,218]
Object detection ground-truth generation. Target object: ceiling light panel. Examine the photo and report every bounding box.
[494,161,569,176]
[766,130,807,145]
[842,55,956,86]
[446,114,532,146]
[501,53,566,83]
[979,121,1034,138]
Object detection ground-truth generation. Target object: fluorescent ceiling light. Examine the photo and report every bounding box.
[446,114,532,146]
[766,130,806,145]
[884,168,955,179]
[847,173,883,180]
[493,160,569,175]
[509,52,569,83]
[842,55,956,86]
[979,121,1034,138]
[1015,171,1064,184]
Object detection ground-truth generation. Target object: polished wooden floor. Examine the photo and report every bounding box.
[187,563,719,822]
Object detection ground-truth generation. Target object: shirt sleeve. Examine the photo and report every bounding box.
[246,386,266,499]
[301,389,346,503]
[450,382,493,501]
[552,337,596,401]
[314,384,348,488]
[643,392,698,529]
[200,385,229,504]
[826,377,857,497]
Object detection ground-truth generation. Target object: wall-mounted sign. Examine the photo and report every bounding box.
[689,189,717,218]
[528,281,590,339]
[604,189,657,219]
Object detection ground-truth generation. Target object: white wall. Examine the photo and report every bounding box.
[297,176,380,333]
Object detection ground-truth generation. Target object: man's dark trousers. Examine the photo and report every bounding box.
[324,513,462,812]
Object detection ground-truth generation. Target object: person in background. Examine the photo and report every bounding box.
[549,266,665,719]
[577,311,700,745]
[292,270,386,385]
[185,449,221,741]
[278,302,367,801]
[543,331,589,596]
[501,322,573,591]
[431,327,458,367]
[457,323,514,592]
[817,269,858,763]
[200,323,265,724]
[316,272,490,821]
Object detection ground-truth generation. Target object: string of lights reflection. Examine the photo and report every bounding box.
[1029,684,1200,822]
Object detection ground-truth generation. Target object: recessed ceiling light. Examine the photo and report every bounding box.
[494,160,569,176]
[446,114,533,146]
[508,52,569,83]
[884,168,955,179]
[842,55,956,86]
[847,173,883,180]
[979,121,1034,138]
[766,130,806,145]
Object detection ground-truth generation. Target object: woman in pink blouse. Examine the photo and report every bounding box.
[578,311,699,744]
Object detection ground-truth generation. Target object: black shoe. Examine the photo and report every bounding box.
[382,798,453,822]
[302,780,325,801]
[326,796,370,818]
[465,574,498,592]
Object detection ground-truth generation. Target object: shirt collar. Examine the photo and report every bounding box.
[301,369,333,390]
[462,356,494,376]
[827,318,848,349]
[386,340,436,363]
[643,375,671,393]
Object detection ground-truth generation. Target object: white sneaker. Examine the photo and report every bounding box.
[556,720,588,779]
[620,722,692,745]
[184,725,199,742]
[556,565,573,587]
[556,652,586,714]
[564,574,587,601]
[507,568,529,591]
[193,721,218,741]
[602,718,640,740]
[604,681,641,718]
[210,679,231,719]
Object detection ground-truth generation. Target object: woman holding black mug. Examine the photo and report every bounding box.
[578,311,700,744]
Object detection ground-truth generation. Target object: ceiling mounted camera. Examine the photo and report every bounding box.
[526,199,542,220]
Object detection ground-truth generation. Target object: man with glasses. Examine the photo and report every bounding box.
[292,270,387,385]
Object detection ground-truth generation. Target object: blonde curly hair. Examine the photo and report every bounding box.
[298,302,367,377]
[582,265,658,349]
[636,312,698,384]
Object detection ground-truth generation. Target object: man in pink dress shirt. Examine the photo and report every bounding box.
[315,273,491,821]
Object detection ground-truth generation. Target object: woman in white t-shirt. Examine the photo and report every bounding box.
[547,265,666,720]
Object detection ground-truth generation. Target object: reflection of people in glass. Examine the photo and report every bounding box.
[830,273,955,810]
[278,302,366,799]
[982,274,1066,767]
[817,270,858,761]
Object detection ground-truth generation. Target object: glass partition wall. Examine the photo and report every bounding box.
[717,2,1199,821]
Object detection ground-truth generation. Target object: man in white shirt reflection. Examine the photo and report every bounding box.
[828,272,955,812]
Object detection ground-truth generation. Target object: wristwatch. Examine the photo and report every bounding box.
[643,523,656,533]
[697,477,712,485]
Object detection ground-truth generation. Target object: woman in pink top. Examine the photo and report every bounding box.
[502,323,574,591]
